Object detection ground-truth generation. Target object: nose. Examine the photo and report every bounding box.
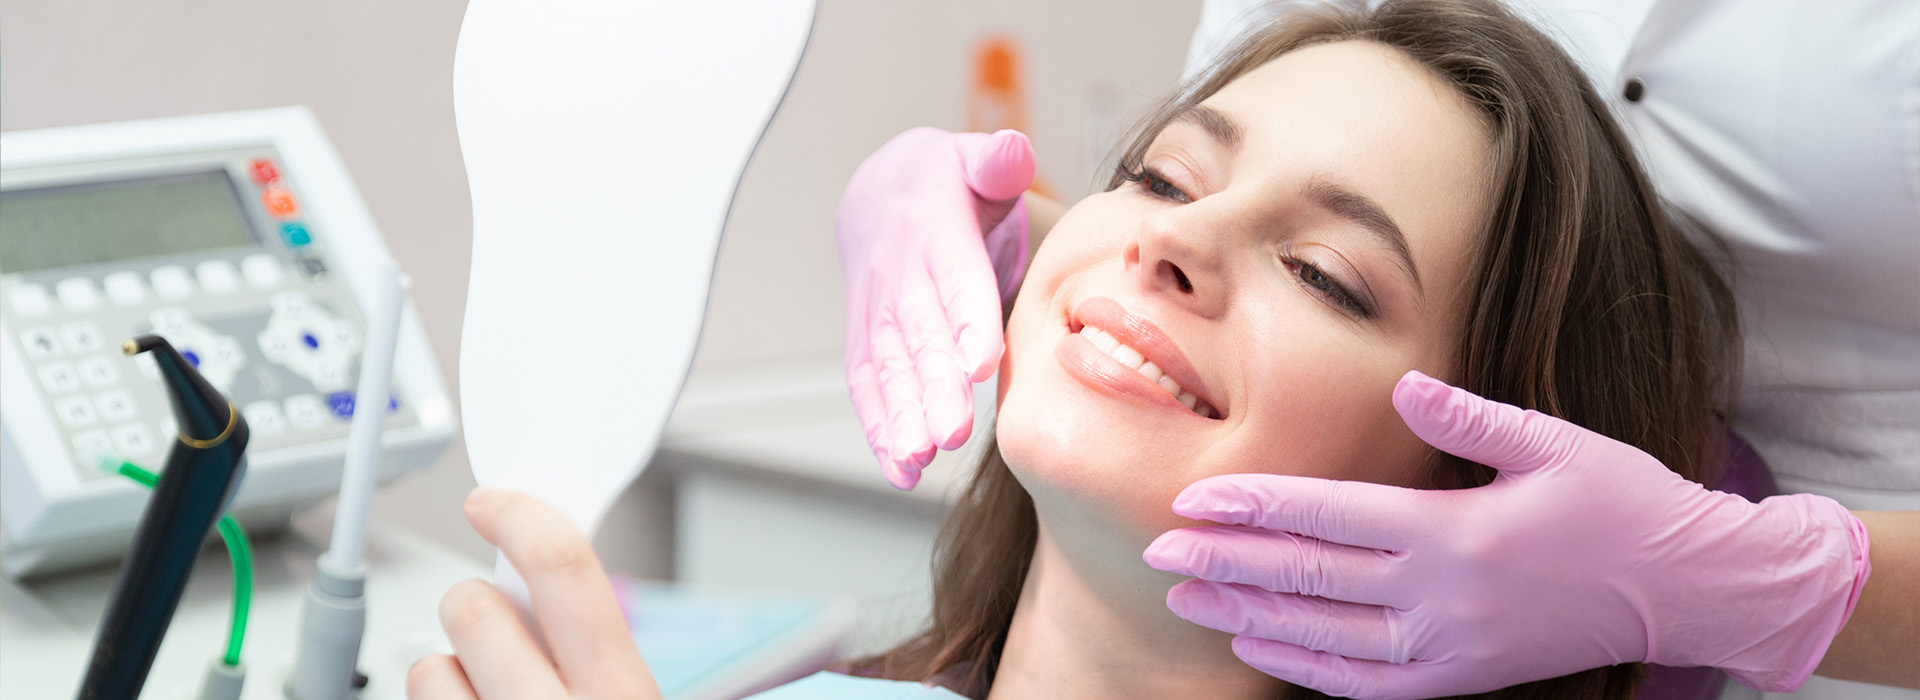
[1126,207,1231,318]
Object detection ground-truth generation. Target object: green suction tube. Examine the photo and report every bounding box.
[115,461,254,667]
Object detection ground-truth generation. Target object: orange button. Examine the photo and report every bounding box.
[262,186,299,219]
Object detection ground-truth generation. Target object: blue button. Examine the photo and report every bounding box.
[281,222,312,247]
[327,392,355,420]
[388,395,401,413]
[302,332,320,350]
[182,350,201,367]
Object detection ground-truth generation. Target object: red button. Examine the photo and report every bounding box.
[262,186,299,219]
[249,159,280,184]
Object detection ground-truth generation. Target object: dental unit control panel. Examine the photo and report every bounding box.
[1,108,457,576]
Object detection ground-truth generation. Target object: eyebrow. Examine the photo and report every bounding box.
[1173,104,1425,295]
[1302,178,1424,294]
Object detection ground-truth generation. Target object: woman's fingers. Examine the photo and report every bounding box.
[439,579,569,699]
[465,489,661,700]
[406,654,481,700]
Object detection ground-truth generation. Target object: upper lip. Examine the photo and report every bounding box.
[1069,297,1223,417]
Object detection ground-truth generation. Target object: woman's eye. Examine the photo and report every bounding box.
[1131,166,1191,204]
[1283,257,1371,318]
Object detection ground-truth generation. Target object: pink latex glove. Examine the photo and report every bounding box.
[1144,370,1873,699]
[838,127,1036,490]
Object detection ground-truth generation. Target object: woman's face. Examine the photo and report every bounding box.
[996,40,1496,543]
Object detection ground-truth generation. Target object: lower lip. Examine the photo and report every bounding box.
[1056,331,1205,419]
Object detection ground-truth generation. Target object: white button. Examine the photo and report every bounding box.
[103,272,148,305]
[55,396,99,427]
[326,320,361,352]
[270,291,312,319]
[150,308,190,334]
[79,357,121,387]
[151,266,193,299]
[9,284,51,316]
[133,353,161,381]
[312,362,351,392]
[242,401,287,436]
[112,424,157,458]
[211,336,247,366]
[285,394,328,430]
[196,260,240,295]
[60,323,103,354]
[38,363,82,393]
[241,254,284,289]
[96,390,139,422]
[55,278,100,311]
[72,430,116,470]
[257,330,293,361]
[21,327,62,359]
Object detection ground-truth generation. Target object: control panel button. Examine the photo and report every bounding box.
[249,158,280,184]
[285,394,328,430]
[112,424,157,458]
[294,253,329,280]
[21,327,62,359]
[152,266,194,300]
[195,260,241,295]
[55,278,100,311]
[9,284,51,316]
[55,396,100,427]
[242,401,287,436]
[257,330,293,361]
[133,353,160,381]
[327,392,356,420]
[96,390,138,422]
[241,254,284,288]
[263,185,299,218]
[280,222,312,247]
[79,357,120,387]
[72,430,116,471]
[150,307,191,334]
[269,292,313,319]
[38,363,82,393]
[313,362,351,393]
[103,272,149,305]
[326,320,361,352]
[60,323,103,354]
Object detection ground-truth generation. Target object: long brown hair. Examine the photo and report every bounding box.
[853,1,1741,697]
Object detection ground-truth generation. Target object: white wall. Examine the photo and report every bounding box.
[0,0,1198,565]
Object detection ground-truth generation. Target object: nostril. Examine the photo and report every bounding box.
[1165,262,1194,293]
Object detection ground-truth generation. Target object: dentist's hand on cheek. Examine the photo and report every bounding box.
[1145,371,1871,700]
[407,488,661,700]
[839,127,1035,490]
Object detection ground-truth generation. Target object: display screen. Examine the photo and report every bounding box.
[0,170,259,274]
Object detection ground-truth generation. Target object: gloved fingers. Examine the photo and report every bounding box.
[1392,370,1573,474]
[406,654,481,700]
[871,307,937,482]
[1170,473,1428,551]
[1230,636,1432,700]
[954,129,1036,203]
[898,277,975,450]
[926,215,1008,381]
[845,362,903,486]
[464,489,656,700]
[1167,580,1404,663]
[438,579,569,699]
[1145,526,1406,607]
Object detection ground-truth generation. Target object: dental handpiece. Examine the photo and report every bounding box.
[76,335,251,700]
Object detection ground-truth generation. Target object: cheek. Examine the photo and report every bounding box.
[1219,333,1436,488]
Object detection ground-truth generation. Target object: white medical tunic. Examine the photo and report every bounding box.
[1188,1,1919,698]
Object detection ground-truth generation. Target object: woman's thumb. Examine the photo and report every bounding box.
[956,129,1036,202]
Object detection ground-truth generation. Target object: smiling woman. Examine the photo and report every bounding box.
[848,0,1740,699]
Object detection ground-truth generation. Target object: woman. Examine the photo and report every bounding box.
[409,1,1740,698]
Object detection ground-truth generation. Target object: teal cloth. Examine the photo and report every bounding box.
[745,672,971,700]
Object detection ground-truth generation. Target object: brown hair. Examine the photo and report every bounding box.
[853,0,1740,697]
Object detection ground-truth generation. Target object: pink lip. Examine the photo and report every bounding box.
[1058,297,1224,419]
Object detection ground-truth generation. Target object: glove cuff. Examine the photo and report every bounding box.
[983,195,1030,303]
[1715,494,1873,692]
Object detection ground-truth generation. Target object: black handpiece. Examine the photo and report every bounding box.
[76,335,250,700]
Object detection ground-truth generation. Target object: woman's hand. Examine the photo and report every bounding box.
[1145,371,1872,699]
[407,488,662,700]
[838,127,1036,490]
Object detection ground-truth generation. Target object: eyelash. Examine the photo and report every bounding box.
[1123,165,1373,319]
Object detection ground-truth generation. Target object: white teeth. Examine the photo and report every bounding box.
[1081,322,1218,418]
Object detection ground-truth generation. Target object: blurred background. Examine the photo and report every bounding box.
[1,0,1198,659]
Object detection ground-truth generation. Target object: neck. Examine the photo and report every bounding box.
[985,517,1287,700]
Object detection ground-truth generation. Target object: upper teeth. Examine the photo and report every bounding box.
[1079,324,1217,418]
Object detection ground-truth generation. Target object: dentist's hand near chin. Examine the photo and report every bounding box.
[407,488,662,700]
[838,127,1036,490]
[1145,371,1875,700]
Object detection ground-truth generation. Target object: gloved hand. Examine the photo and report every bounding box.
[838,127,1036,490]
[1144,371,1872,700]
